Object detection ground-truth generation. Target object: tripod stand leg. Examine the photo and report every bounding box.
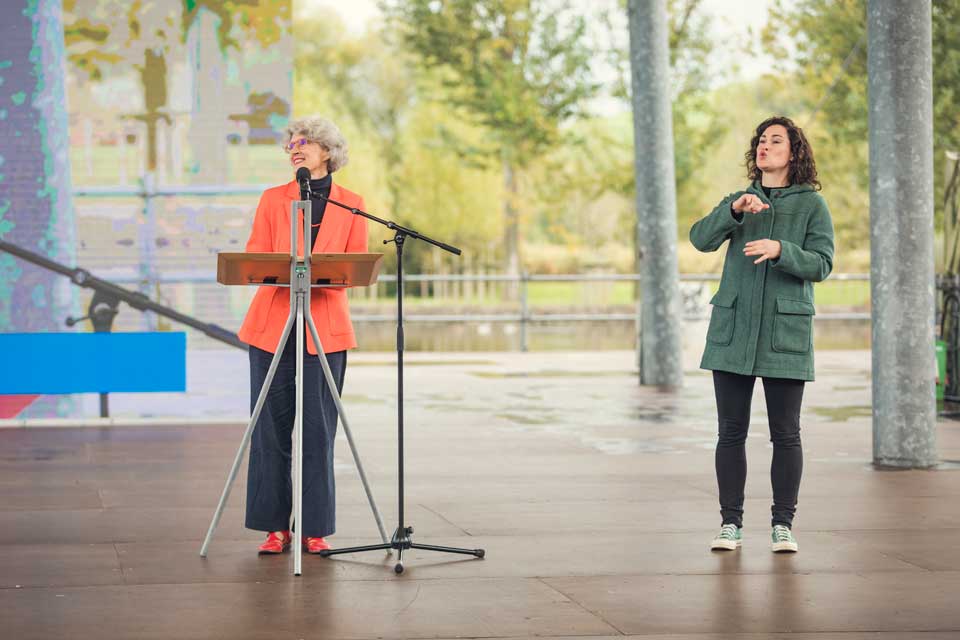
[395,545,404,574]
[200,313,295,557]
[410,542,485,558]
[294,299,304,576]
[305,312,389,545]
[319,542,392,557]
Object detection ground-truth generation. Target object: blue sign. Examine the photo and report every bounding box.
[0,332,187,394]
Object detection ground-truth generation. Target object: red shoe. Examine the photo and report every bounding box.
[258,530,291,554]
[304,536,331,553]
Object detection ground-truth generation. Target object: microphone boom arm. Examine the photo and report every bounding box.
[313,194,461,256]
[0,238,245,349]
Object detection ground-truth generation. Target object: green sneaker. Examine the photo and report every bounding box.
[710,524,742,550]
[771,525,798,552]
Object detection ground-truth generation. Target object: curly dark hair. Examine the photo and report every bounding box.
[745,116,821,190]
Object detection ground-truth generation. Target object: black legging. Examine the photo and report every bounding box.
[713,370,805,528]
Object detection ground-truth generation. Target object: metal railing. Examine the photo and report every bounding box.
[74,175,270,330]
[70,268,870,352]
[74,180,871,351]
[355,272,870,351]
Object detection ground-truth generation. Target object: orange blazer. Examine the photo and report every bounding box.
[238,179,369,355]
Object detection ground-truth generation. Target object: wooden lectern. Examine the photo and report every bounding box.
[201,196,389,577]
[216,252,383,288]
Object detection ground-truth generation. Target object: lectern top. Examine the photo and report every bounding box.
[217,252,383,287]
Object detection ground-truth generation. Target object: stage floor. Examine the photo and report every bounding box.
[2,350,960,639]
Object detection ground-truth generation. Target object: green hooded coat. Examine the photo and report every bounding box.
[689,181,835,381]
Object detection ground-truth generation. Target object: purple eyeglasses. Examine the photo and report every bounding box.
[284,137,311,153]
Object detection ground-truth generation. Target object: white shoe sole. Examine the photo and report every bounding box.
[771,541,798,553]
[711,539,741,551]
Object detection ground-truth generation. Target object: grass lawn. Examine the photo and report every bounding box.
[383,278,871,309]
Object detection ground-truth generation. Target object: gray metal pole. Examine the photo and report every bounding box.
[627,0,684,387]
[140,172,159,331]
[520,271,528,352]
[294,282,304,576]
[868,0,937,468]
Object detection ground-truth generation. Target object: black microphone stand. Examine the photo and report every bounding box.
[313,192,485,574]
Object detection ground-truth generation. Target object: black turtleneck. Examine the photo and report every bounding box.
[308,174,332,249]
[762,184,788,199]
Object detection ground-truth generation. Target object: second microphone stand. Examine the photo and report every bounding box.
[315,194,485,574]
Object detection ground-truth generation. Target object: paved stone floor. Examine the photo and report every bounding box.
[2,349,960,639]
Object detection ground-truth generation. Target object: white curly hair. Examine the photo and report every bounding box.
[284,116,349,173]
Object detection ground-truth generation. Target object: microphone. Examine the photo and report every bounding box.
[295,167,311,200]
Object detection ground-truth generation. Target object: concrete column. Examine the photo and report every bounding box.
[628,0,683,387]
[868,0,937,467]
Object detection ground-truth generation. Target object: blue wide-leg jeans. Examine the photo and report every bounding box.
[245,336,346,538]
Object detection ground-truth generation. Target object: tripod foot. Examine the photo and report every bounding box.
[476,549,485,559]
[394,562,404,574]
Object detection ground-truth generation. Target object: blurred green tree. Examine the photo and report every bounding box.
[294,13,502,278]
[763,0,960,236]
[295,13,415,222]
[607,0,723,192]
[531,0,726,264]
[381,0,600,281]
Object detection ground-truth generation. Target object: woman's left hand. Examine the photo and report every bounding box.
[743,239,782,264]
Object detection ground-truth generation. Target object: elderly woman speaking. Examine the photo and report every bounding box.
[238,116,368,555]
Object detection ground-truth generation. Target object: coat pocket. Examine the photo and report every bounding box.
[324,289,351,336]
[706,290,738,346]
[772,297,815,354]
